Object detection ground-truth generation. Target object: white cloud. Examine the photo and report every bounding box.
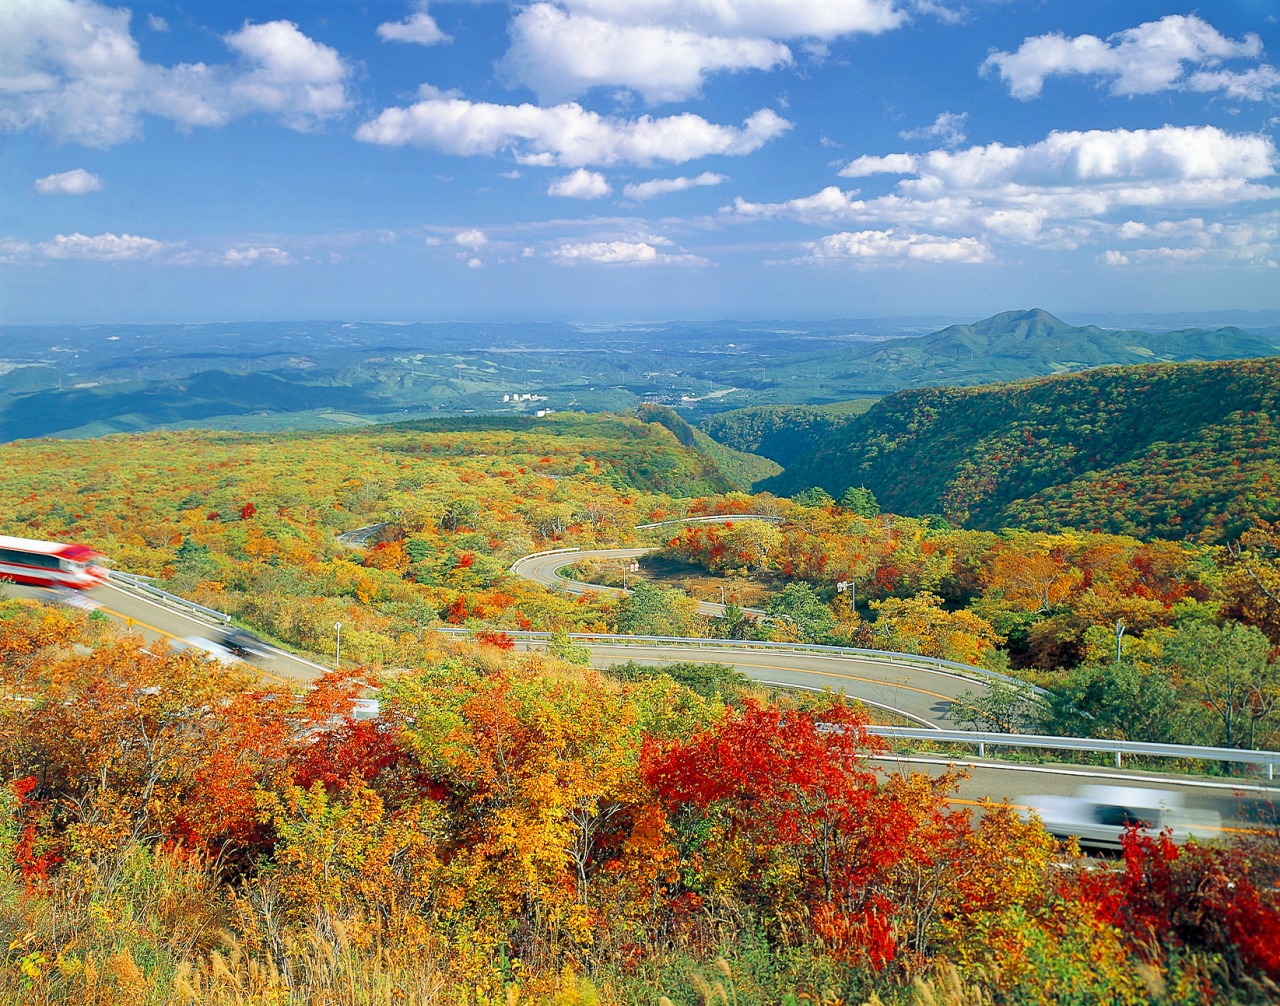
[0,1,353,147]
[377,6,450,46]
[982,14,1277,101]
[455,228,488,249]
[39,232,170,261]
[223,21,352,130]
[624,171,726,200]
[467,257,483,269]
[221,244,292,267]
[731,125,1280,262]
[800,229,991,264]
[549,1,903,41]
[501,5,789,104]
[33,168,102,195]
[840,152,917,177]
[498,0,902,102]
[357,89,790,166]
[553,240,659,263]
[548,168,613,198]
[549,238,706,264]
[1102,215,1280,269]
[147,13,168,32]
[898,111,966,149]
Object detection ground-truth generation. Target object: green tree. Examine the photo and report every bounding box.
[548,630,592,666]
[615,582,698,637]
[949,678,1044,734]
[1162,621,1279,749]
[1042,659,1185,743]
[766,582,835,642]
[792,486,834,507]
[839,486,880,517]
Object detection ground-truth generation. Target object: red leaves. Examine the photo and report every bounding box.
[475,629,515,650]
[643,699,908,967]
[1074,826,1280,982]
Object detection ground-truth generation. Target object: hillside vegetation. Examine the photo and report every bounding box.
[634,403,782,489]
[759,357,1280,543]
[2,401,1280,1003]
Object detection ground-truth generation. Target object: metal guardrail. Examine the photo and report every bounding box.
[107,570,232,625]
[508,546,581,573]
[869,726,1280,780]
[435,627,1038,691]
[635,513,785,529]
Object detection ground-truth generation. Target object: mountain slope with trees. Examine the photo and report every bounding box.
[758,357,1280,542]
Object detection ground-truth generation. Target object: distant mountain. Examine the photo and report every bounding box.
[2,311,1275,442]
[826,308,1277,390]
[756,357,1280,543]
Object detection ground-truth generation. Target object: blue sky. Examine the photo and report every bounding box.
[3,0,1278,323]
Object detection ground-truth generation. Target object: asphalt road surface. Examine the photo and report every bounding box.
[10,577,1274,839]
[7,580,328,684]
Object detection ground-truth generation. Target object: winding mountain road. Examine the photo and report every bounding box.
[512,545,992,728]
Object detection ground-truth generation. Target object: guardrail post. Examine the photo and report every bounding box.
[978,741,985,757]
[1115,751,1122,768]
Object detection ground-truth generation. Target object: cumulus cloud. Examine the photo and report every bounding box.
[840,152,917,177]
[499,0,902,102]
[549,238,706,264]
[0,0,353,147]
[39,232,171,261]
[730,124,1280,264]
[800,229,990,264]
[623,171,726,200]
[898,111,967,149]
[501,5,789,103]
[454,228,488,249]
[983,14,1278,101]
[377,6,450,45]
[548,1,903,42]
[222,21,352,130]
[1102,215,1280,269]
[357,89,790,166]
[548,168,613,198]
[33,168,102,195]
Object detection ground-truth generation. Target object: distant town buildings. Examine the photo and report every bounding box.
[501,393,549,403]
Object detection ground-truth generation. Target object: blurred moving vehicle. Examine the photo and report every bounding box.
[175,635,244,665]
[0,535,108,589]
[211,626,275,659]
[1019,784,1223,849]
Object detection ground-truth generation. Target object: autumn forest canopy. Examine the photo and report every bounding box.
[1,335,1280,1003]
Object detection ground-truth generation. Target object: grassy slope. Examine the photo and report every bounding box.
[633,404,781,490]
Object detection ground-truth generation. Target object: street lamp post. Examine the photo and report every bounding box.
[335,621,342,668]
[1115,618,1125,664]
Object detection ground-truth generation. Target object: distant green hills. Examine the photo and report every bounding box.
[817,307,1277,391]
[2,309,1274,443]
[730,356,1280,543]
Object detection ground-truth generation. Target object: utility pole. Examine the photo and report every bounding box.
[335,621,343,668]
[1115,618,1125,664]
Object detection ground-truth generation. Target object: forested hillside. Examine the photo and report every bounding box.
[759,358,1280,542]
[2,403,1280,1003]
[699,400,875,465]
[634,403,782,489]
